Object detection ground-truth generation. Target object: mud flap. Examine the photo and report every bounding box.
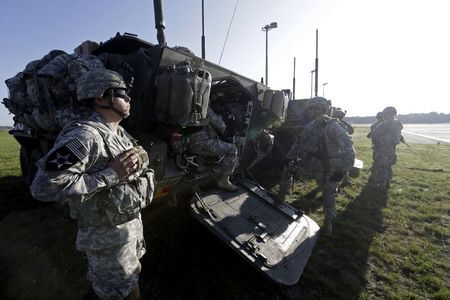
[190,179,320,285]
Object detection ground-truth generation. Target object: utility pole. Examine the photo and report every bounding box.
[262,22,278,85]
[310,70,315,98]
[293,57,296,100]
[322,82,328,97]
[201,0,205,59]
[314,29,319,97]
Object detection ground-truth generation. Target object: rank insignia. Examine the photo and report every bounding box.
[45,138,87,171]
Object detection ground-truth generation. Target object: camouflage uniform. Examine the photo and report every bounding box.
[369,108,403,189]
[332,108,354,135]
[31,69,154,299]
[367,112,383,139]
[187,108,238,186]
[279,98,355,234]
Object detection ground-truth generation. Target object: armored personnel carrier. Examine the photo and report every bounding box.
[2,0,320,285]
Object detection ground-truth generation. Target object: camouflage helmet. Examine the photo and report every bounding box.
[383,106,397,116]
[332,107,346,119]
[306,96,330,112]
[77,68,127,101]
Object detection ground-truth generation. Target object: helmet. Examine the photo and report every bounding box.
[376,111,384,120]
[332,108,346,119]
[382,106,397,116]
[306,97,330,112]
[77,69,127,101]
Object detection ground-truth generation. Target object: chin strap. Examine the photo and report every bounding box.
[95,97,129,118]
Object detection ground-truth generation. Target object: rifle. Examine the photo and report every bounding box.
[400,135,410,147]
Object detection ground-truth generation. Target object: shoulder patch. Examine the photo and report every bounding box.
[45,138,88,171]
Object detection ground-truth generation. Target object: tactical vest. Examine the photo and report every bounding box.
[73,120,154,228]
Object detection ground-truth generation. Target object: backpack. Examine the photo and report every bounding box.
[4,50,104,135]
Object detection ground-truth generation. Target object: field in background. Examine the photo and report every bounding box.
[0,127,449,299]
[0,131,20,178]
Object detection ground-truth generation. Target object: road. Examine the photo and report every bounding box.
[355,123,450,144]
[402,123,450,144]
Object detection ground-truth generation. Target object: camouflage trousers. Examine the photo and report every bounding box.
[187,138,238,176]
[317,179,339,223]
[279,161,297,195]
[85,237,146,299]
[279,163,338,223]
[369,148,396,188]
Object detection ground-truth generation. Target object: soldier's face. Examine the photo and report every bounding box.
[111,89,131,114]
[307,107,322,119]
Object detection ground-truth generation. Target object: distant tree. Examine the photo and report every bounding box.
[346,113,450,124]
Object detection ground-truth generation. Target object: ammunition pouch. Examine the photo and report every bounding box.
[105,169,155,226]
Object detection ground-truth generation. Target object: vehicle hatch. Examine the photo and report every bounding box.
[190,179,320,285]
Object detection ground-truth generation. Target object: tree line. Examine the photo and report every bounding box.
[346,112,450,124]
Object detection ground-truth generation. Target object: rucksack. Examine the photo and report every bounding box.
[3,50,104,135]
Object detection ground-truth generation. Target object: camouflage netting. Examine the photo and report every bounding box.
[3,50,105,135]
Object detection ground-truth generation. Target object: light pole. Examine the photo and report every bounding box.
[310,70,315,98]
[262,22,277,86]
[322,82,328,97]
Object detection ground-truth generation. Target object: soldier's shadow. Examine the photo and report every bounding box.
[294,183,389,299]
[289,187,324,214]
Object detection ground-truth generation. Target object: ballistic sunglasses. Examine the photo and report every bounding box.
[104,89,130,101]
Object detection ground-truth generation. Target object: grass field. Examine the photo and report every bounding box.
[0,131,20,178]
[0,127,449,299]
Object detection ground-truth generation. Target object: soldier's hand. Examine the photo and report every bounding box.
[108,148,140,181]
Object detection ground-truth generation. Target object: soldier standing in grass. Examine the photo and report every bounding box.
[31,69,154,300]
[368,106,403,189]
[278,97,355,235]
[332,107,354,135]
[367,111,384,139]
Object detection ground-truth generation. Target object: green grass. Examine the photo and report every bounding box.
[0,131,20,177]
[254,126,450,299]
[0,127,449,299]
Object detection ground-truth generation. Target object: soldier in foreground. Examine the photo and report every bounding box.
[186,106,239,192]
[278,97,355,235]
[368,106,403,189]
[31,69,154,299]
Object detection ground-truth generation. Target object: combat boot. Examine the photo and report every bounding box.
[277,191,287,202]
[217,176,238,192]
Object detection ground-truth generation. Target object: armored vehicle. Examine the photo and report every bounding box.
[2,0,319,285]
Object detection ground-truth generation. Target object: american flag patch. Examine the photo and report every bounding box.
[65,138,88,160]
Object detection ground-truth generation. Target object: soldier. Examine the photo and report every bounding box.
[332,107,354,135]
[368,106,403,189]
[278,97,355,236]
[367,111,384,139]
[186,106,239,192]
[30,69,154,299]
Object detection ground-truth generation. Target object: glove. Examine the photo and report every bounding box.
[135,146,149,171]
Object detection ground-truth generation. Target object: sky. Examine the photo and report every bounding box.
[1,0,450,126]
